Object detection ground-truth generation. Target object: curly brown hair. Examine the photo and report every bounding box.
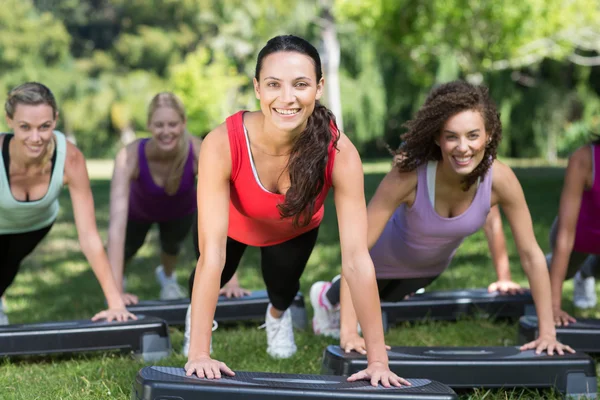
[395,80,502,190]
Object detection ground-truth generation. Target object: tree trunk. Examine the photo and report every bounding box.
[320,1,344,131]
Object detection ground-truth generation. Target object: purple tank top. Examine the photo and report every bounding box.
[128,139,197,222]
[370,162,492,279]
[573,144,600,254]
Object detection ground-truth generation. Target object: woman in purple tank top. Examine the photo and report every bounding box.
[312,81,572,356]
[547,136,600,325]
[106,93,204,304]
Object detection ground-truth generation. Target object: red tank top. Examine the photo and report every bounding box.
[226,111,337,246]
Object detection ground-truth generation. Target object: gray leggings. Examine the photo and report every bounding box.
[547,217,600,279]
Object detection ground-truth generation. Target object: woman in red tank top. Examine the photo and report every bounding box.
[548,136,600,325]
[184,35,406,388]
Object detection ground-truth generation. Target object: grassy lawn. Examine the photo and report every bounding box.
[1,160,598,399]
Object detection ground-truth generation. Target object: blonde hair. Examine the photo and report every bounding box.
[5,82,58,173]
[147,92,190,195]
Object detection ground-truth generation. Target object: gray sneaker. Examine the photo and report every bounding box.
[573,271,597,309]
[0,299,9,325]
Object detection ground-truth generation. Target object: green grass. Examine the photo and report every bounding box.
[1,161,598,399]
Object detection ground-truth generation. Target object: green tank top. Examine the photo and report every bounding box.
[0,131,67,234]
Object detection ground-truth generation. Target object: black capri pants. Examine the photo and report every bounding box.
[124,214,194,262]
[325,274,440,306]
[0,222,54,297]
[189,224,319,311]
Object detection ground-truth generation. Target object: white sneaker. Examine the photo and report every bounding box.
[155,265,185,300]
[160,281,186,300]
[182,304,217,357]
[265,304,297,359]
[0,299,8,325]
[573,272,597,309]
[310,281,340,338]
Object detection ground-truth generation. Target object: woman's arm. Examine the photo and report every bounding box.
[333,134,409,387]
[339,166,416,352]
[549,147,590,324]
[493,161,573,355]
[64,142,134,322]
[185,126,234,379]
[106,144,137,303]
[484,205,522,294]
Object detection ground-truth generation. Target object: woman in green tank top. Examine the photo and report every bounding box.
[0,82,134,325]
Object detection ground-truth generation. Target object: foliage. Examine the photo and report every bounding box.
[0,0,598,158]
[169,47,248,136]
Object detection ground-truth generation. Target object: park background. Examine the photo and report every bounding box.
[1,1,600,399]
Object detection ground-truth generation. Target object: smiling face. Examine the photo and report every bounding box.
[253,51,324,134]
[6,103,57,160]
[148,106,186,152]
[438,109,489,176]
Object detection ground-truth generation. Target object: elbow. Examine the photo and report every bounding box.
[519,246,546,276]
[341,250,376,280]
[79,233,103,257]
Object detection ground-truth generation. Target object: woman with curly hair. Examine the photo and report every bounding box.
[311,80,571,356]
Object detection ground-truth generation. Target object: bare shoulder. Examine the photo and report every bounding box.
[201,122,229,154]
[113,139,142,177]
[65,140,86,169]
[569,145,593,170]
[490,159,524,206]
[333,131,359,161]
[491,159,516,186]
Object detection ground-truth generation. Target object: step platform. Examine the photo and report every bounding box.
[127,290,307,329]
[132,367,458,400]
[381,288,534,330]
[0,315,171,361]
[321,345,597,399]
[519,315,600,354]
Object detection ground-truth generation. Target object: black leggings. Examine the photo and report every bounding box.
[124,214,194,261]
[326,275,440,306]
[189,225,319,311]
[0,223,54,297]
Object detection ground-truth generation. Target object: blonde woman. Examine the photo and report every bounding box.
[0,82,133,324]
[107,93,203,303]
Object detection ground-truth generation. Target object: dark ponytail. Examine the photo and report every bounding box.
[279,102,338,227]
[256,35,340,227]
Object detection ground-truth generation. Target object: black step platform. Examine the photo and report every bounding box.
[132,367,458,400]
[519,315,600,354]
[127,290,307,329]
[321,345,597,399]
[0,315,171,361]
[381,288,534,329]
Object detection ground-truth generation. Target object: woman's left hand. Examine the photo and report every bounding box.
[218,284,251,298]
[91,307,137,322]
[519,334,575,355]
[347,361,411,387]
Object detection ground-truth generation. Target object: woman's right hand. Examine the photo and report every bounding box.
[553,307,576,326]
[122,292,139,305]
[185,356,235,379]
[340,333,391,355]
